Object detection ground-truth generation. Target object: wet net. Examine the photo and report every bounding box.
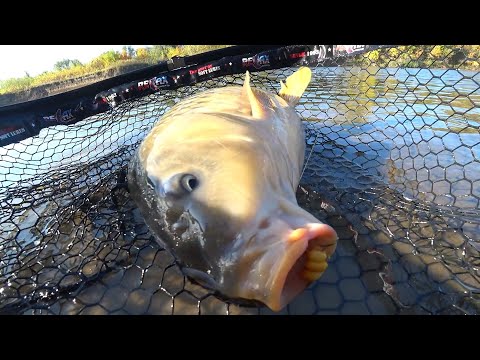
[0,45,479,315]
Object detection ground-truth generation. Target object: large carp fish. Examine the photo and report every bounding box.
[128,67,338,311]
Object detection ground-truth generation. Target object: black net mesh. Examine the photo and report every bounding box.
[1,45,479,315]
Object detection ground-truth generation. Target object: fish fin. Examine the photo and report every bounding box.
[243,71,268,118]
[278,67,312,106]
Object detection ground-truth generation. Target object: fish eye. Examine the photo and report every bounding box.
[180,174,198,193]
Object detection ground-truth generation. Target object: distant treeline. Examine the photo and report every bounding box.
[1,45,478,96]
[356,45,480,70]
[0,45,230,95]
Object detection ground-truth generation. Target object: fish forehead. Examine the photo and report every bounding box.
[141,112,268,179]
[146,133,267,202]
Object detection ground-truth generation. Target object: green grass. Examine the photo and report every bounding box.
[0,45,231,95]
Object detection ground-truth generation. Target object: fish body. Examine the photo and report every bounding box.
[128,68,338,311]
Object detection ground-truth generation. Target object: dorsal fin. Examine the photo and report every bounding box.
[278,67,312,106]
[243,71,267,118]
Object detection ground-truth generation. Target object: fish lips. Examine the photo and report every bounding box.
[248,222,338,312]
[181,221,338,312]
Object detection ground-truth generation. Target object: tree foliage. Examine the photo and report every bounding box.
[355,45,480,69]
[53,59,82,71]
[120,46,136,60]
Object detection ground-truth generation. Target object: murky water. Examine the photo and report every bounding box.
[0,66,479,314]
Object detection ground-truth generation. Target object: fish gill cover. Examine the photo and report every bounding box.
[0,45,479,315]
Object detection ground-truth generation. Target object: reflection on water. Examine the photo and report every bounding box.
[0,66,479,314]
[301,66,480,210]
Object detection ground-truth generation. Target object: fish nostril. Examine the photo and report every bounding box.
[259,219,270,229]
[147,176,156,189]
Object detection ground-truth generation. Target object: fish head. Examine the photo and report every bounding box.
[128,67,338,311]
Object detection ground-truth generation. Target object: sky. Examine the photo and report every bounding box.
[0,45,150,81]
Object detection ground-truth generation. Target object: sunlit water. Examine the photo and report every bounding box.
[0,67,479,314]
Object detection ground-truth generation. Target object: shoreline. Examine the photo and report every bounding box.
[0,62,151,107]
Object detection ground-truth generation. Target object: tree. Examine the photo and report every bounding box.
[149,45,169,61]
[121,46,127,60]
[121,46,137,60]
[70,59,82,67]
[135,47,149,59]
[54,59,82,71]
[127,46,136,58]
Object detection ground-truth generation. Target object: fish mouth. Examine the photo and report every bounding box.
[264,223,338,312]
